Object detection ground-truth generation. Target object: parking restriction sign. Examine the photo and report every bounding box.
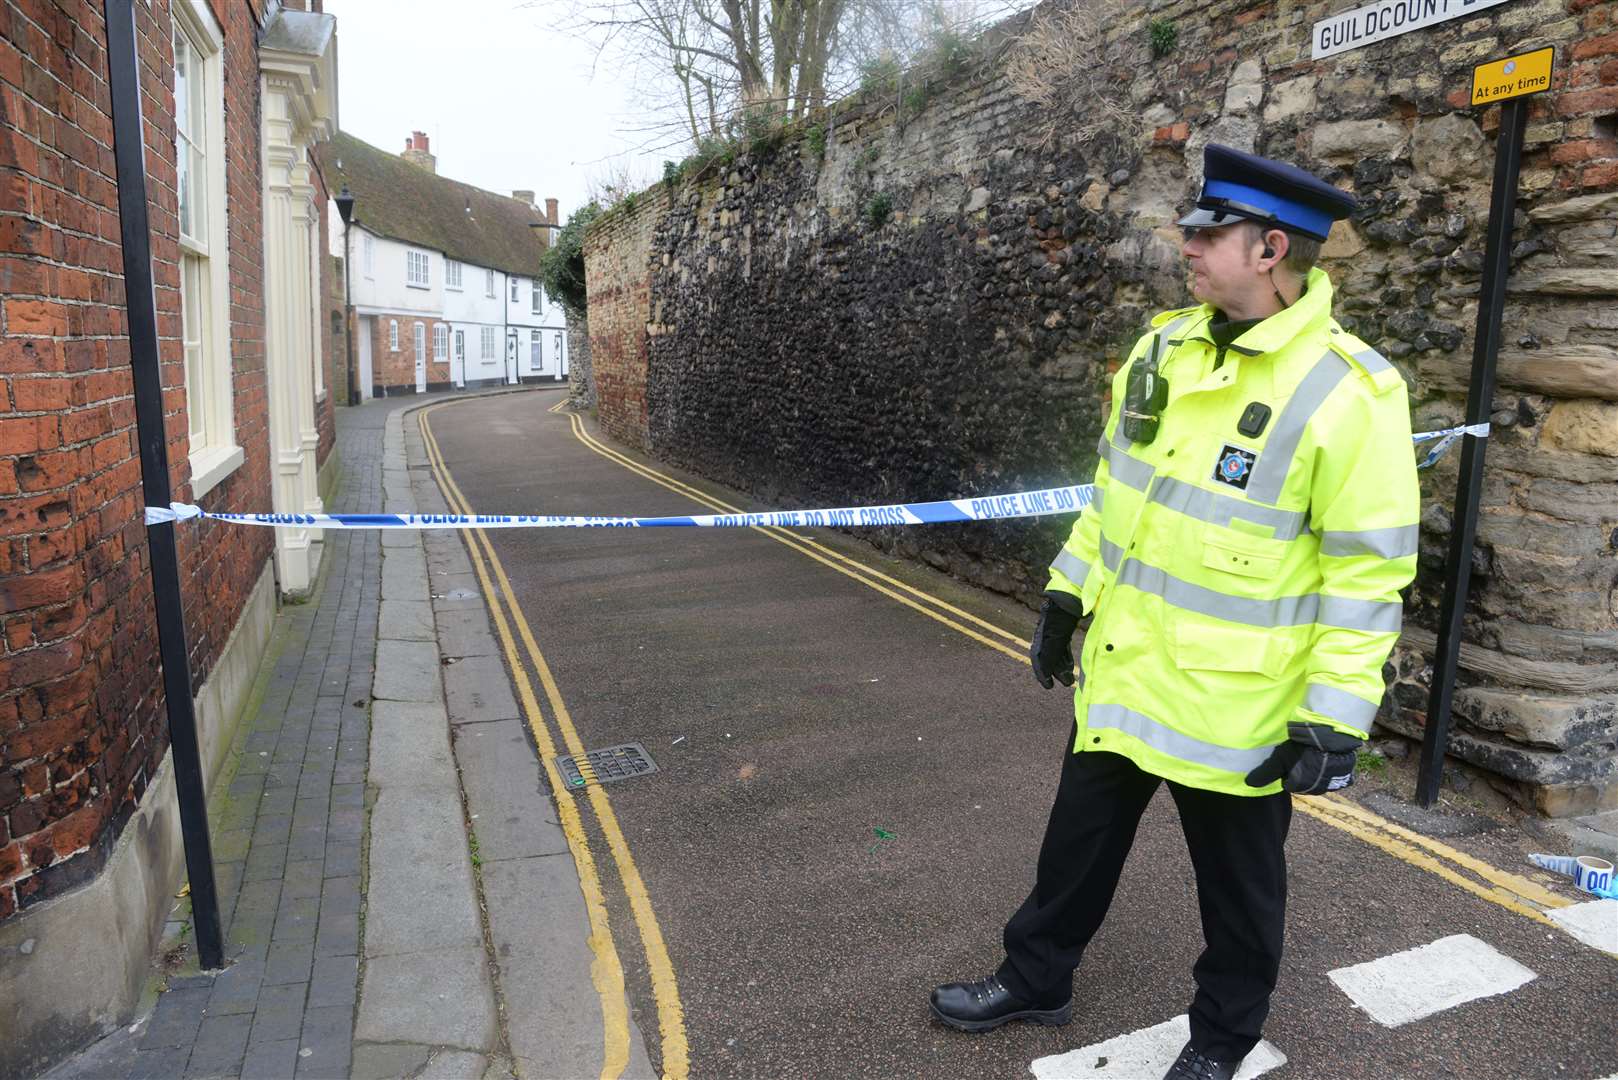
[1472,46,1554,105]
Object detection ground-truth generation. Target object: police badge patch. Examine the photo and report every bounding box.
[1213,444,1257,490]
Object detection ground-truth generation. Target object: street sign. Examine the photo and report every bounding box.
[1312,0,1515,60]
[1472,47,1555,104]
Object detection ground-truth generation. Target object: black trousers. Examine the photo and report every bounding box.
[995,749,1291,1062]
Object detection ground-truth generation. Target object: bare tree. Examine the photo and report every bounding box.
[533,0,1034,154]
[585,156,654,207]
[1003,0,1141,150]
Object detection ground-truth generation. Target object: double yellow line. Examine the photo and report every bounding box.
[419,400,688,1080]
[420,389,1590,1080]
[547,399,1031,664]
[1295,793,1574,926]
[539,396,1580,939]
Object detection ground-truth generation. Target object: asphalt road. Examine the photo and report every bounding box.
[424,389,1618,1080]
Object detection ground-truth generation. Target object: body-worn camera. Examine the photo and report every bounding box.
[1121,335,1167,445]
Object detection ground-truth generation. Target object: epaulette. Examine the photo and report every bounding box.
[1328,330,1404,396]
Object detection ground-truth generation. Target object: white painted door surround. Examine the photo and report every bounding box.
[260,11,336,596]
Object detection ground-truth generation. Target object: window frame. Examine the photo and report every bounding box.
[172,0,241,499]
[509,276,519,303]
[433,324,448,361]
[406,249,430,289]
[481,326,496,360]
[485,269,495,298]
[531,279,542,315]
[389,319,399,351]
[445,259,462,290]
[363,233,374,278]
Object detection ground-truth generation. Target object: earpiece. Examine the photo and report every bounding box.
[1262,245,1275,259]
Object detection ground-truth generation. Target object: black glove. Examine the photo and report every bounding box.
[1030,592,1082,690]
[1245,722,1361,794]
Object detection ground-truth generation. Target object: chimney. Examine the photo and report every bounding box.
[511,190,536,206]
[545,197,559,225]
[401,130,436,173]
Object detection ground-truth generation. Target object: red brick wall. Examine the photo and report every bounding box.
[366,312,453,391]
[0,0,279,921]
[582,187,668,450]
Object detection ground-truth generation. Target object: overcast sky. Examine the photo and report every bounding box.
[324,0,670,225]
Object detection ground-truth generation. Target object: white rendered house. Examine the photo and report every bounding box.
[320,130,560,396]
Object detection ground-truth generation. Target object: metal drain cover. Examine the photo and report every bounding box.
[555,743,658,788]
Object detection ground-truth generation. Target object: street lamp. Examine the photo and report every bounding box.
[335,184,358,406]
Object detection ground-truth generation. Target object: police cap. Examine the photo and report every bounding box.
[1177,144,1357,242]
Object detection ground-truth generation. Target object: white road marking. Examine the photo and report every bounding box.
[1029,1014,1286,1079]
[1547,898,1618,955]
[1327,933,1536,1027]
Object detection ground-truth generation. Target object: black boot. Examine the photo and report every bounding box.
[1163,1041,1240,1080]
[928,974,1072,1033]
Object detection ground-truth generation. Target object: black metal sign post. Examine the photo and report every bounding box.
[1416,78,1536,808]
[103,0,223,967]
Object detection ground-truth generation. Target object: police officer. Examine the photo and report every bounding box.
[929,145,1421,1080]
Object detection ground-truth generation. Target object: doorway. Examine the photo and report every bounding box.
[414,322,427,393]
[357,316,373,399]
[453,330,465,388]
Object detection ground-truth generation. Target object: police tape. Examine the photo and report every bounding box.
[142,423,1488,531]
[144,483,1099,530]
[1412,422,1490,469]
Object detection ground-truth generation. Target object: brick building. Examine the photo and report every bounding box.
[0,0,339,1073]
[319,130,566,397]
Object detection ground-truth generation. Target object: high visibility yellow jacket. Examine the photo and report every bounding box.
[1048,268,1419,795]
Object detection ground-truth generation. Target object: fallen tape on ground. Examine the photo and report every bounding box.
[143,423,1487,529]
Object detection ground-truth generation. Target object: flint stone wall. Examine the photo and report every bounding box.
[565,307,595,409]
[583,0,1618,814]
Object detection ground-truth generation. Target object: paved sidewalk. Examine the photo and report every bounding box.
[48,387,647,1080]
[48,395,445,1080]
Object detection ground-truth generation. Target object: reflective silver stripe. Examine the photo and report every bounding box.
[1351,347,1392,375]
[1319,595,1404,633]
[1099,536,1124,572]
[1088,703,1277,774]
[1115,558,1319,627]
[1303,683,1379,732]
[1158,314,1194,344]
[1244,350,1352,505]
[1111,556,1404,633]
[1150,475,1311,541]
[1089,488,1104,513]
[1051,547,1090,587]
[1101,438,1155,492]
[1320,525,1419,559]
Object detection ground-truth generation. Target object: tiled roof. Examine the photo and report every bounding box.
[318,131,548,278]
